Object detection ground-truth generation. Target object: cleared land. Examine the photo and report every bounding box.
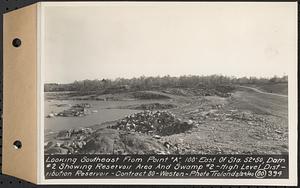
[45,83,288,155]
[243,83,288,95]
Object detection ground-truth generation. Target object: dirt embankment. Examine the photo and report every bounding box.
[242,83,288,95]
[45,84,236,101]
[45,90,172,101]
[162,85,235,98]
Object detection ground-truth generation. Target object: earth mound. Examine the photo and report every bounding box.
[110,110,194,136]
[45,128,169,155]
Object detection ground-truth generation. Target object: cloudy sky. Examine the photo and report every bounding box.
[43,2,296,84]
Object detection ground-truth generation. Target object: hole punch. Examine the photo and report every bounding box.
[12,38,21,47]
[13,140,22,149]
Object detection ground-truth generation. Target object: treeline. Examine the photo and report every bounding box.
[44,75,288,92]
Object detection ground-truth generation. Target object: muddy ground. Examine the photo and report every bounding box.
[45,85,288,155]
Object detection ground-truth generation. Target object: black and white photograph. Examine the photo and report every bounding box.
[1,1,297,185]
[43,2,295,157]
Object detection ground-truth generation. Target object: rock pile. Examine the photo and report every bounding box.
[132,103,177,110]
[110,110,194,136]
[45,127,94,154]
[45,127,172,155]
[162,87,232,97]
[187,107,268,126]
[56,127,93,140]
[47,103,95,118]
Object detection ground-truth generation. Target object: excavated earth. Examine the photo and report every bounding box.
[45,86,288,155]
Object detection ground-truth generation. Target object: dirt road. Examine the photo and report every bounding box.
[238,85,288,98]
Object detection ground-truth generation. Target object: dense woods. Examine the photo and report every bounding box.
[44,75,288,92]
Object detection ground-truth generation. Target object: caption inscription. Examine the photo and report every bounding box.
[45,155,288,179]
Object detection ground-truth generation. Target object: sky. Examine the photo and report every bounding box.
[43,2,297,84]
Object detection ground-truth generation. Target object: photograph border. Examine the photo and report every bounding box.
[38,2,298,185]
